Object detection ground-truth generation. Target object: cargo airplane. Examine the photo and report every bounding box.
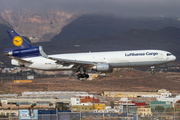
[4,30,176,78]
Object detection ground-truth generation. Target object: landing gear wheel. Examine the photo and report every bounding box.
[81,74,86,78]
[77,66,89,79]
[78,74,81,78]
[151,71,155,75]
[85,74,89,78]
[150,66,155,75]
[77,74,89,79]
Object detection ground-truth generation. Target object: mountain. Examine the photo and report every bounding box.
[0,10,79,42]
[1,11,180,44]
[156,27,180,39]
[0,16,31,47]
[76,27,180,60]
[0,16,13,45]
[0,17,13,64]
[51,14,180,42]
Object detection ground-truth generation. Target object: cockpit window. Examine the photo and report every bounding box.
[167,53,172,56]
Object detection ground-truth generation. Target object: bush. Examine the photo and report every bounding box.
[49,103,53,106]
[165,107,174,113]
[151,108,155,113]
[155,106,165,112]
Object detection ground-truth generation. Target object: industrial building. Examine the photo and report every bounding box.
[1,98,70,105]
[0,94,19,99]
[102,89,170,98]
[22,91,89,98]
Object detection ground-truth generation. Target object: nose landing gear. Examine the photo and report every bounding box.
[151,71,155,75]
[151,66,155,75]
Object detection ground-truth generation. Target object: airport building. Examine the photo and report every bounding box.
[102,89,170,98]
[1,98,70,105]
[21,91,89,98]
[0,94,19,99]
[157,94,180,103]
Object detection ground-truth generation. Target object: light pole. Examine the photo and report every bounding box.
[56,107,58,120]
[127,100,128,118]
[174,100,175,120]
[80,105,81,120]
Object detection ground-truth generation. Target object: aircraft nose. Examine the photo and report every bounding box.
[172,55,176,61]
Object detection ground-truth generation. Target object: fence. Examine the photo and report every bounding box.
[0,112,132,120]
[1,100,180,120]
[0,111,180,120]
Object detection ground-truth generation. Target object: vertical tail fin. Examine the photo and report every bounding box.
[4,30,32,53]
[4,30,47,58]
[7,30,32,48]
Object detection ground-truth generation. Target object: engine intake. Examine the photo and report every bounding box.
[92,63,113,73]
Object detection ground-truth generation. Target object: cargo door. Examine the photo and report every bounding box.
[158,53,163,60]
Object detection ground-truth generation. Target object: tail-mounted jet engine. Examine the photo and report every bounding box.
[6,46,44,57]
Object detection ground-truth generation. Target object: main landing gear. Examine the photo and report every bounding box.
[151,66,155,75]
[78,74,89,78]
[77,66,89,79]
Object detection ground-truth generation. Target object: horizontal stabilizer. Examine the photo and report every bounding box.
[11,57,33,64]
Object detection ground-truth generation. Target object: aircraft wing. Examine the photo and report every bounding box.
[40,48,95,65]
[48,57,95,65]
[11,57,33,64]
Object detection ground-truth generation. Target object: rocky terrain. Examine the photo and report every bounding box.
[1,69,180,94]
[0,9,79,42]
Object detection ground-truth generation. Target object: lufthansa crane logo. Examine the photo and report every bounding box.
[13,36,23,46]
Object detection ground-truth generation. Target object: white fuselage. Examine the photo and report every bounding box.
[11,50,176,71]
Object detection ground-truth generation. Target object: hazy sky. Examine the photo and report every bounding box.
[0,0,180,17]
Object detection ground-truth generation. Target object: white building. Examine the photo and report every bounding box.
[157,95,180,103]
[142,89,171,98]
[70,97,92,106]
[22,91,89,98]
